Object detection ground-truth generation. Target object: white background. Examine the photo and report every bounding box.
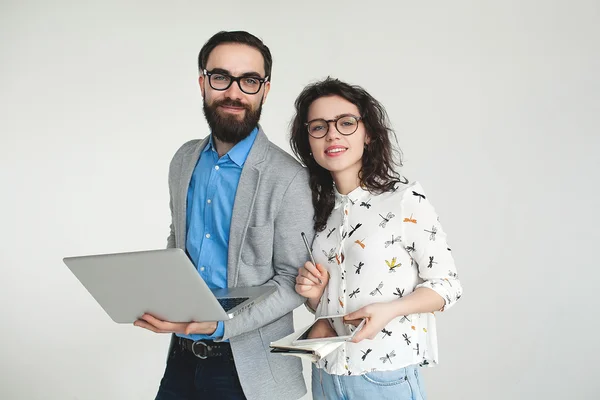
[1,1,599,399]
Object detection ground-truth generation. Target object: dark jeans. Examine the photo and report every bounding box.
[155,343,246,400]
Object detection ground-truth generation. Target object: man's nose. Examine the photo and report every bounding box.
[223,79,244,100]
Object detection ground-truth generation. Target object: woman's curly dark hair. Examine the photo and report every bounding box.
[290,77,403,232]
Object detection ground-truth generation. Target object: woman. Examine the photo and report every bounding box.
[290,77,463,400]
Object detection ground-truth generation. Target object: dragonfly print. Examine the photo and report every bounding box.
[427,256,437,268]
[354,261,364,274]
[385,257,401,272]
[349,223,362,237]
[359,198,372,209]
[406,242,416,266]
[370,281,384,296]
[380,350,396,364]
[403,213,417,224]
[361,348,372,361]
[424,225,438,241]
[412,190,426,202]
[384,235,402,248]
[379,212,395,228]
[322,248,336,263]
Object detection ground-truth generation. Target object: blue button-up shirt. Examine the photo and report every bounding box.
[178,127,258,341]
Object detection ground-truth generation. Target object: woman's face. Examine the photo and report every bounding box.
[307,95,370,183]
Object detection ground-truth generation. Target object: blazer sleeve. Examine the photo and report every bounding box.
[220,168,315,340]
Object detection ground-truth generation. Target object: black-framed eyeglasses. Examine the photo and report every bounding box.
[203,69,269,95]
[305,115,362,138]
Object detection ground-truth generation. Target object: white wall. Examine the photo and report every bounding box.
[1,0,599,399]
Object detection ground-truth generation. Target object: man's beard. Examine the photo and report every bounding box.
[203,97,262,144]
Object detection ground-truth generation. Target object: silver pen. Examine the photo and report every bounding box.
[301,231,322,285]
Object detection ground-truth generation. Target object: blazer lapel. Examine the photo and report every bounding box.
[227,127,269,286]
[176,138,208,248]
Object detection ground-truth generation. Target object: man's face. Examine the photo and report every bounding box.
[200,43,270,144]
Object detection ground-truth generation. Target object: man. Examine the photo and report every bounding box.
[133,31,314,400]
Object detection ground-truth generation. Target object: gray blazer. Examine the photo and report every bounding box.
[165,126,315,400]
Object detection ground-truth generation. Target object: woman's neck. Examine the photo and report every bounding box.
[332,169,361,195]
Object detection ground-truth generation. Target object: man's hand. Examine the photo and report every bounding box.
[134,314,218,336]
[307,318,337,340]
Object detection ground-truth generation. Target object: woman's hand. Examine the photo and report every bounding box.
[344,302,398,343]
[295,261,329,310]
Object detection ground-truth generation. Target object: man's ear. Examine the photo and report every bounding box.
[261,81,271,104]
[198,75,205,97]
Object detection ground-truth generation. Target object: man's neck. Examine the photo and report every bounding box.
[212,136,235,158]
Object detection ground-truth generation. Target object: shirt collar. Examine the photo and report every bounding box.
[203,127,259,167]
[334,184,370,209]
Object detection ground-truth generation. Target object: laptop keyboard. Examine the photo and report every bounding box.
[218,297,250,312]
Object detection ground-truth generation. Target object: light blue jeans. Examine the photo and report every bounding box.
[311,364,427,400]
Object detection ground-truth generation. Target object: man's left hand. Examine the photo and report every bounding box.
[134,314,218,335]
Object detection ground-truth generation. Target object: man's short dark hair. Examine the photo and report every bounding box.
[198,31,273,81]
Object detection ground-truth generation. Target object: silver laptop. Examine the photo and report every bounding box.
[63,248,276,323]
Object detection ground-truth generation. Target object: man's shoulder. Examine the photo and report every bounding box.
[168,137,207,168]
[261,141,310,188]
[173,138,202,159]
[263,140,305,175]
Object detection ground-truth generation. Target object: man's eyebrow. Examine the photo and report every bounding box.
[239,71,264,78]
[208,68,230,75]
[207,68,264,78]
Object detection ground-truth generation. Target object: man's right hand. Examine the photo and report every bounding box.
[295,261,329,308]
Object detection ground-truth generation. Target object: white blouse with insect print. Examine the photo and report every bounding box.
[312,181,463,376]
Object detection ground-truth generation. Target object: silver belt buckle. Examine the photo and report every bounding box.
[191,340,208,359]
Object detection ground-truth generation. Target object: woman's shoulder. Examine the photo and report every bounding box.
[374,177,424,200]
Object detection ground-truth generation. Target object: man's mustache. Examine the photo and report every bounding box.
[214,99,250,110]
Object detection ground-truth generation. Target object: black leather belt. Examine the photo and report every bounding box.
[177,337,233,359]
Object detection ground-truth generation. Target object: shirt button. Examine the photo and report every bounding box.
[215,165,220,170]
[200,266,205,271]
[205,233,210,239]
[207,199,211,204]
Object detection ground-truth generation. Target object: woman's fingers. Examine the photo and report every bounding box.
[298,266,321,285]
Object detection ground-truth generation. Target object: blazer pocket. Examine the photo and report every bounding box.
[241,225,274,266]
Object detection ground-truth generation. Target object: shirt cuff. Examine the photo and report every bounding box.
[181,321,224,342]
[209,321,225,339]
